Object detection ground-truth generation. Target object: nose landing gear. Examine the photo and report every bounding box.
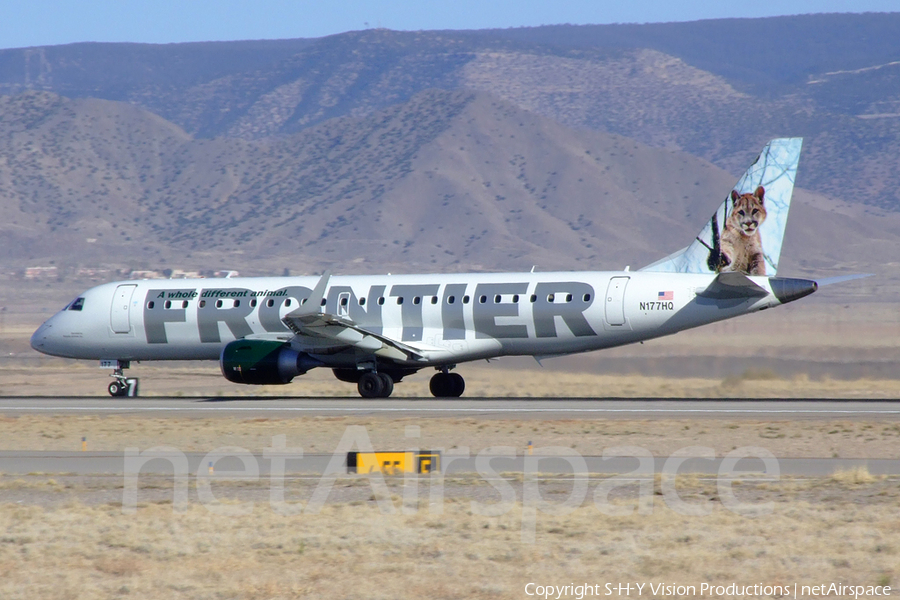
[103,360,139,397]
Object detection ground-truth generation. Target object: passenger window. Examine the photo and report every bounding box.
[566,294,573,302]
[164,300,171,309]
[431,296,438,304]
[530,295,537,303]
[359,297,366,306]
[397,297,404,305]
[234,300,240,307]
[215,300,223,308]
[378,297,385,305]
[320,298,326,306]
[548,294,555,303]
[199,300,206,308]
[447,296,455,304]
[182,301,189,309]
[250,299,257,308]
[147,301,155,309]
[513,294,519,303]
[583,294,591,302]
[267,299,275,307]
[494,295,501,303]
[463,295,470,304]
[479,295,487,304]
[340,297,348,306]
[413,297,420,305]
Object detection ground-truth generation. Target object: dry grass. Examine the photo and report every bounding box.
[3,306,899,597]
[831,466,879,485]
[1,486,898,600]
[4,362,900,399]
[2,414,900,458]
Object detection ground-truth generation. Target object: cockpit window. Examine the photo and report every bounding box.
[68,297,85,311]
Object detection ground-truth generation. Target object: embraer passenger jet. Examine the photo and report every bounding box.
[33,139,821,398]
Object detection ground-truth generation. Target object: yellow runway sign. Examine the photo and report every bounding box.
[347,451,440,475]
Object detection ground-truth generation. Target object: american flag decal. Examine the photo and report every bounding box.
[658,291,674,301]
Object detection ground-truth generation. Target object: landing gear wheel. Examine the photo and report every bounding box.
[377,373,394,398]
[108,381,127,397]
[105,360,134,397]
[430,373,448,397]
[448,372,465,397]
[358,372,385,398]
[430,372,465,398]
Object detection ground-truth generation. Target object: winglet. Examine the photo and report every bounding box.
[294,270,331,316]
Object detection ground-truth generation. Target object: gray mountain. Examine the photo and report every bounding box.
[1,15,899,212]
[2,89,897,284]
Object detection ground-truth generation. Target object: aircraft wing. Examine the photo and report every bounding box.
[281,271,428,362]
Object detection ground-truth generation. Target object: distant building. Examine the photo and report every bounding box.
[128,270,164,279]
[25,266,58,280]
[125,269,236,280]
[76,267,111,280]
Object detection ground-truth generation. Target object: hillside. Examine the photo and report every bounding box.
[1,16,899,212]
[1,89,898,284]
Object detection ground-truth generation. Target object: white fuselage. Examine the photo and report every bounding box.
[31,270,781,369]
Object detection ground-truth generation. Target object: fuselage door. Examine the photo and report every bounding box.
[337,292,351,318]
[604,277,629,326]
[110,284,137,334]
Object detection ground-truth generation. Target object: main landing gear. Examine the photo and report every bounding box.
[357,372,394,399]
[104,360,139,397]
[351,367,465,398]
[430,368,465,398]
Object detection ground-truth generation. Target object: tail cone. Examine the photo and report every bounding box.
[769,277,817,304]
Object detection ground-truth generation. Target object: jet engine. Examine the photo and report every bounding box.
[220,340,321,385]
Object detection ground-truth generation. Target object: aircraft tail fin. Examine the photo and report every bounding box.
[641,138,802,277]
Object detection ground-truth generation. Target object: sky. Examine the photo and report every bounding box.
[1,0,897,50]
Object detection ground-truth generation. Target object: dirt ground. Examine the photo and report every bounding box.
[3,360,900,399]
[1,413,900,459]
[1,400,899,598]
[0,474,897,600]
[1,299,899,598]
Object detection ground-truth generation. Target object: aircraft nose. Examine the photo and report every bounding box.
[30,321,51,352]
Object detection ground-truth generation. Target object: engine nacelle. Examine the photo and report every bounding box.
[220,340,321,385]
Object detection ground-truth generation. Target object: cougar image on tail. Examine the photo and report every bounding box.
[718,185,767,275]
[641,138,801,277]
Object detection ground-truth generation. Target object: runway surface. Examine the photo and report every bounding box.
[1,397,900,419]
[3,450,899,476]
[2,397,899,476]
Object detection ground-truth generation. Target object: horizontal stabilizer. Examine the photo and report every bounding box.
[815,273,873,287]
[697,272,769,300]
